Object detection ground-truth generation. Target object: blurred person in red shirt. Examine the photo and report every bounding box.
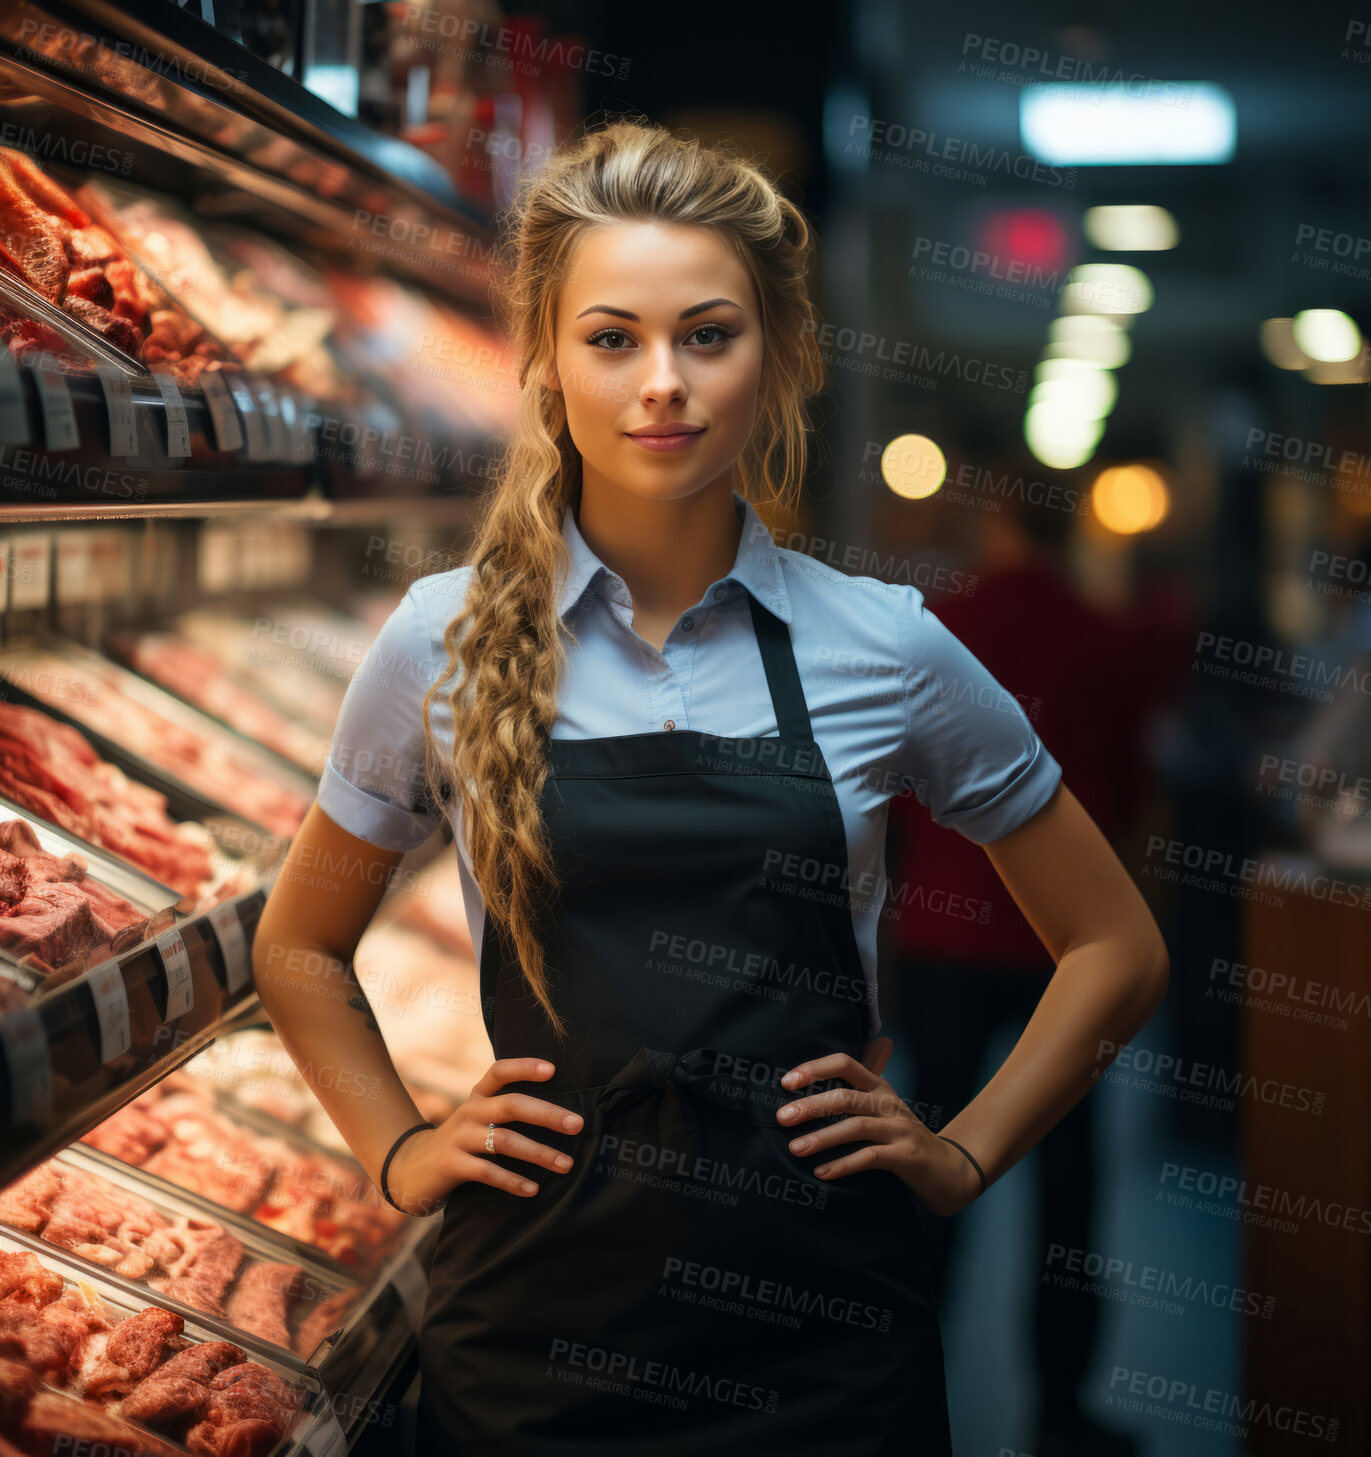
[884,485,1153,1457]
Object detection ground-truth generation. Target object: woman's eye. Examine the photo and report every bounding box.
[689,323,733,347]
[587,328,632,350]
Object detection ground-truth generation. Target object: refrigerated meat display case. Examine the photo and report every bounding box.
[0,0,538,1449]
[0,0,511,510]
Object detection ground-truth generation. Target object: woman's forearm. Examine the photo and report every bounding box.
[936,935,1169,1188]
[252,938,425,1191]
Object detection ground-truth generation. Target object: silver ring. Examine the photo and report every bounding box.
[485,1122,496,1153]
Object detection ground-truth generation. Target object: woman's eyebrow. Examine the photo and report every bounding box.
[574,298,743,321]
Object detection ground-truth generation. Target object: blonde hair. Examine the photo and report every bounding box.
[421,115,825,1042]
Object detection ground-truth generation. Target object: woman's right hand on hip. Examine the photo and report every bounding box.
[386,1058,582,1214]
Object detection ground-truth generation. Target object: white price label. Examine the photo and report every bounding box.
[1,1007,52,1125]
[156,928,194,1020]
[227,373,270,461]
[256,379,290,461]
[0,347,30,443]
[302,1408,348,1457]
[55,531,94,605]
[83,956,131,1062]
[389,1251,429,1332]
[154,372,191,457]
[97,366,138,455]
[208,900,250,995]
[8,531,50,609]
[35,353,78,451]
[200,370,244,452]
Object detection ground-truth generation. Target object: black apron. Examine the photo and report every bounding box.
[415,593,953,1456]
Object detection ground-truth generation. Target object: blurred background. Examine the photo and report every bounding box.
[0,2,1366,1455]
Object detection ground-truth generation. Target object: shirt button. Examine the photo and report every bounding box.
[664,719,676,731]
[712,587,724,600]
[682,616,694,631]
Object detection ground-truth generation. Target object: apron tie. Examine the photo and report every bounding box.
[591,1045,833,1181]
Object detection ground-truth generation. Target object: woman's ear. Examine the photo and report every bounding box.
[542,363,562,393]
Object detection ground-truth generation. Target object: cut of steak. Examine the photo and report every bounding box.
[61,296,144,355]
[207,1361,299,1424]
[186,1415,282,1457]
[119,1339,245,1433]
[83,1305,184,1397]
[145,1230,243,1317]
[0,1251,62,1308]
[224,1262,298,1349]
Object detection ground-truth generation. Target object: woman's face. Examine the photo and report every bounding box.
[548,221,764,504]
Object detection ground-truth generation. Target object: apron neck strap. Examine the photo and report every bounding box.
[746,591,813,743]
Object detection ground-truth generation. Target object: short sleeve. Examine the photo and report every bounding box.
[316,582,443,851]
[897,586,1062,843]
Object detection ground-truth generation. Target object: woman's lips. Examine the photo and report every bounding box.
[624,428,706,453]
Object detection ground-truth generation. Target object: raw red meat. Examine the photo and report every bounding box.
[0,1356,34,1423]
[0,154,69,302]
[0,1307,68,1382]
[0,1164,63,1234]
[0,150,247,388]
[119,1339,243,1435]
[36,1289,111,1365]
[186,1415,281,1457]
[0,1155,363,1365]
[0,702,216,903]
[1,655,310,842]
[0,881,96,975]
[292,1285,356,1358]
[61,295,144,354]
[0,1246,301,1457]
[64,265,113,307]
[103,255,153,322]
[21,1389,185,1457]
[67,226,119,266]
[82,1102,170,1164]
[224,1262,297,1350]
[113,631,322,772]
[210,1360,299,1415]
[188,1362,301,1456]
[83,1304,183,1397]
[89,1079,405,1267]
[0,856,24,907]
[0,149,90,229]
[0,1251,61,1308]
[145,1231,243,1317]
[31,1164,169,1282]
[121,1339,245,1434]
[122,1371,213,1431]
[0,817,149,978]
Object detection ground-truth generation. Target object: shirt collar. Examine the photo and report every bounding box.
[556,489,792,624]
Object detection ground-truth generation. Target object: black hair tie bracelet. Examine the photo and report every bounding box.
[937,1134,987,1196]
[380,1120,437,1214]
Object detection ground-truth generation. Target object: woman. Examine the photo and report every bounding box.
[253,118,1169,1455]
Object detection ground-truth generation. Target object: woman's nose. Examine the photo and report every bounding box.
[637,343,687,405]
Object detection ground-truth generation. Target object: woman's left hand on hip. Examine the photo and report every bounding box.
[776,1038,982,1217]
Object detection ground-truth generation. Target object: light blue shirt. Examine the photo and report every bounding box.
[317,491,1062,1039]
